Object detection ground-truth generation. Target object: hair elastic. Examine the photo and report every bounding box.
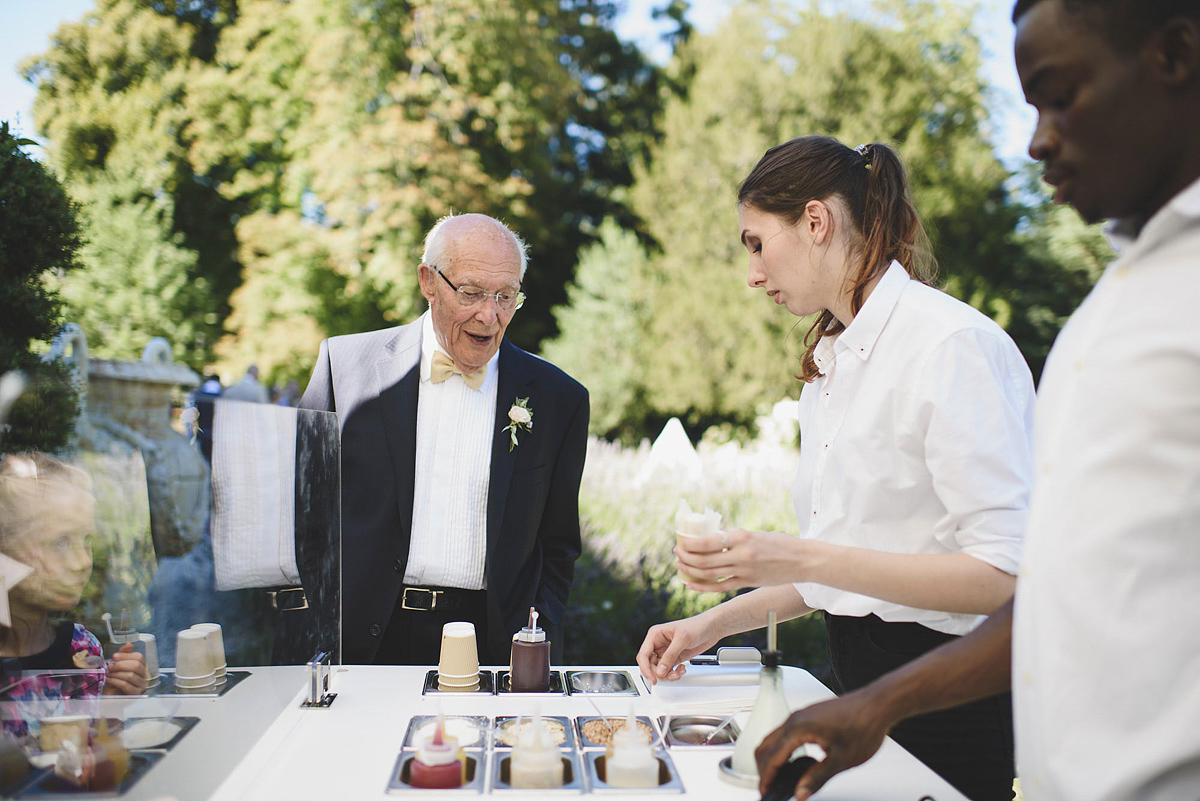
[854,143,873,167]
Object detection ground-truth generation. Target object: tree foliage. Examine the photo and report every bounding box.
[25,0,664,388]
[21,0,1106,440]
[546,0,1103,438]
[0,123,84,453]
[23,0,242,368]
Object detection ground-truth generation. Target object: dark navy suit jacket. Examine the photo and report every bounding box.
[299,318,589,664]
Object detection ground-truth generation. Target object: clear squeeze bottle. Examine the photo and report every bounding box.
[509,606,551,692]
[409,715,463,789]
[509,710,565,788]
[604,706,659,788]
[730,611,790,776]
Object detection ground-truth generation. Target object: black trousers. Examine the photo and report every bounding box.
[374,588,493,666]
[825,613,1015,801]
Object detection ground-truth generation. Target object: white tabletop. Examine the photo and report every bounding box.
[196,664,966,801]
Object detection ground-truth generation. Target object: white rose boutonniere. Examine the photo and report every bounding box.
[502,397,533,452]
[180,405,200,446]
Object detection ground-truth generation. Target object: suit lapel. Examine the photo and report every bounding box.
[376,323,422,545]
[487,342,532,562]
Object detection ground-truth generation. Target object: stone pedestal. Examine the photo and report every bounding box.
[84,342,207,559]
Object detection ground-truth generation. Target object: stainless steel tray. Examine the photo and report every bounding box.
[386,750,486,794]
[583,750,684,793]
[402,716,490,750]
[490,750,583,793]
[495,670,567,695]
[421,669,495,696]
[574,716,659,750]
[656,715,739,747]
[14,751,163,798]
[564,670,639,696]
[154,669,250,697]
[492,716,575,751]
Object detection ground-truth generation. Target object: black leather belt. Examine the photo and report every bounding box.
[400,585,485,612]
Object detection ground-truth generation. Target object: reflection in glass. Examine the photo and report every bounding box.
[0,452,151,747]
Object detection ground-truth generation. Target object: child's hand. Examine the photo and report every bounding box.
[102,642,149,695]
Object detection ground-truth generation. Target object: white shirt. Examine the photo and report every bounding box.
[1013,177,1200,800]
[222,373,269,403]
[793,261,1035,635]
[404,312,498,589]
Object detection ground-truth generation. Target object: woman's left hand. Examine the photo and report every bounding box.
[676,528,811,592]
[102,642,150,695]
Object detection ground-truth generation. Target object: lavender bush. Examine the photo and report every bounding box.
[564,415,830,680]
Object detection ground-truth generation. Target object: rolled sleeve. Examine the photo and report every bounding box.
[919,327,1035,576]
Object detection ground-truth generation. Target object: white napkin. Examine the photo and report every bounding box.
[674,499,721,536]
[0,554,33,628]
[211,400,300,590]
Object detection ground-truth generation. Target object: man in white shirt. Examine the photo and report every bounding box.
[299,214,589,666]
[756,2,1200,800]
[221,365,269,404]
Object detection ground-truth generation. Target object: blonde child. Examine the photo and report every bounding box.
[0,453,147,703]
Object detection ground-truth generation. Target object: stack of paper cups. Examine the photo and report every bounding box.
[437,622,480,692]
[190,623,227,684]
[174,629,216,689]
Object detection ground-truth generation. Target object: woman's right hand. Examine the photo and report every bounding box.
[636,615,720,685]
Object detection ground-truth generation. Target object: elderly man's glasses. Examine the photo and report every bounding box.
[431,265,525,312]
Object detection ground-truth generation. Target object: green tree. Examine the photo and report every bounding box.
[27,0,664,386]
[56,187,205,360]
[22,0,242,368]
[186,0,665,386]
[548,0,1101,435]
[0,123,84,453]
[542,218,653,440]
[999,172,1111,374]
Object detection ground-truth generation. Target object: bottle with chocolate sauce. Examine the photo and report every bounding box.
[409,716,463,789]
[509,606,551,692]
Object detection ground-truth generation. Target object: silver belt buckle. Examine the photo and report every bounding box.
[401,587,441,611]
[269,587,309,611]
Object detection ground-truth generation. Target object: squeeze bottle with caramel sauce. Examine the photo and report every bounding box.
[509,710,564,788]
[509,606,551,692]
[603,706,658,788]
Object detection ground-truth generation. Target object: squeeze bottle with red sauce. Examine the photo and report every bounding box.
[409,716,463,789]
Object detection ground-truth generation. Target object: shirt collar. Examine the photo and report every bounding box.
[815,260,909,367]
[1105,175,1200,257]
[419,310,501,384]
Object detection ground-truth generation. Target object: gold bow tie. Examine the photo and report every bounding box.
[430,350,486,390]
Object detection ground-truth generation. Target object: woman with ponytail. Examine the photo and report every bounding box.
[637,136,1033,799]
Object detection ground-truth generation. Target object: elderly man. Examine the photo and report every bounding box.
[299,213,589,666]
[755,2,1200,800]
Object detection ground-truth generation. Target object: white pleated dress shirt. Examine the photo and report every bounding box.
[1013,177,1200,801]
[792,261,1035,635]
[404,312,498,590]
